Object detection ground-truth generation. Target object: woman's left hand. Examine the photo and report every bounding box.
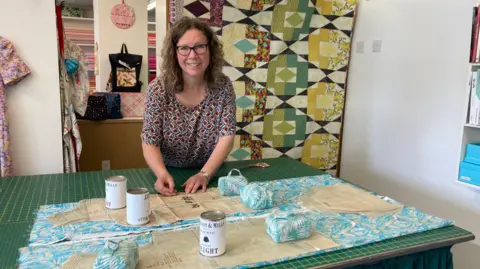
[182,173,208,194]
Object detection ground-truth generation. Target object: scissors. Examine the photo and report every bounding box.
[247,162,270,168]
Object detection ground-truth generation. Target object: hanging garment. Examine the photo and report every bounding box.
[56,4,83,173]
[64,39,89,117]
[0,37,31,177]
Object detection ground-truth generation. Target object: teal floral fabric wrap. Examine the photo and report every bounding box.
[240,182,274,209]
[266,212,312,243]
[218,169,249,196]
[240,182,297,210]
[93,239,139,269]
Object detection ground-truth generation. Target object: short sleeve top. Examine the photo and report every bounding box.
[0,37,31,90]
[141,73,237,168]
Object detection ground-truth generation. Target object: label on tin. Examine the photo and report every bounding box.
[126,189,150,226]
[199,218,226,256]
[105,177,127,209]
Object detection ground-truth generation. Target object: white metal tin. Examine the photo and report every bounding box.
[126,188,150,226]
[105,176,127,209]
[199,210,226,257]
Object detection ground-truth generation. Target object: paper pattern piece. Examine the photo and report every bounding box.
[299,183,404,216]
[21,175,454,269]
[48,196,181,228]
[32,176,335,245]
[58,219,339,269]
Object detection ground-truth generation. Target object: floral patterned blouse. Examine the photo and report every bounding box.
[0,37,31,177]
[141,74,237,168]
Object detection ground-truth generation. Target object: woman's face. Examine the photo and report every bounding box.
[176,29,210,80]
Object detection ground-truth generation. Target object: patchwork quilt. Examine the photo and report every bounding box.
[169,0,357,175]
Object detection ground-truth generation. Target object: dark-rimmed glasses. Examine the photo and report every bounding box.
[176,44,208,56]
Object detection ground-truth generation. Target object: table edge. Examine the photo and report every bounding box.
[311,232,475,269]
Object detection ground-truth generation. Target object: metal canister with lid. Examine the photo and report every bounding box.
[126,188,150,226]
[105,175,127,209]
[199,210,226,257]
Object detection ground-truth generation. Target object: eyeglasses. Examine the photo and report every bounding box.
[176,44,208,56]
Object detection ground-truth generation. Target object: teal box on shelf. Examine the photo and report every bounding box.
[459,161,480,187]
[464,143,480,165]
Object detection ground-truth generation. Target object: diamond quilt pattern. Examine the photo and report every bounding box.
[169,0,357,175]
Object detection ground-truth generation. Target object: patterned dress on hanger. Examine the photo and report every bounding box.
[0,37,31,177]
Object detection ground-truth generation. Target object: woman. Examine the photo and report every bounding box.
[141,17,236,196]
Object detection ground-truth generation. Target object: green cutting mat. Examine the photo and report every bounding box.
[0,157,474,269]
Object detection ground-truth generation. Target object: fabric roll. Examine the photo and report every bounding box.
[265,212,312,243]
[93,239,139,269]
[218,169,249,196]
[240,183,274,210]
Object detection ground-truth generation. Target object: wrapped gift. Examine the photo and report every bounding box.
[93,239,139,269]
[218,169,248,196]
[118,92,146,118]
[266,212,312,243]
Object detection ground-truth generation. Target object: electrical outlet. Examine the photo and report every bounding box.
[356,41,364,53]
[102,160,110,170]
[372,40,382,52]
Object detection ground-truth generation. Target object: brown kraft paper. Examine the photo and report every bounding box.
[299,183,403,216]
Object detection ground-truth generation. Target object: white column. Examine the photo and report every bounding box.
[1,0,63,175]
[93,0,149,92]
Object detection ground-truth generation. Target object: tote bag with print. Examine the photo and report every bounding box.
[108,43,143,92]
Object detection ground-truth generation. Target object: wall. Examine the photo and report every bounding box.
[93,0,148,92]
[341,0,479,267]
[0,1,64,175]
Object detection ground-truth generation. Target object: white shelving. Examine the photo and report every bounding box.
[457,179,480,191]
[458,61,480,190]
[62,16,93,21]
[61,11,158,90]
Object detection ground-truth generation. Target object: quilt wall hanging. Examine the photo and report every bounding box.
[169,0,357,175]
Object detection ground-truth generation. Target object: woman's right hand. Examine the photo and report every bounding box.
[154,171,177,196]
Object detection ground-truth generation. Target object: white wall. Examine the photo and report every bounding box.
[341,0,479,267]
[1,1,64,175]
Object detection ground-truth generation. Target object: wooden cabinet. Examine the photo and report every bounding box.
[78,118,148,171]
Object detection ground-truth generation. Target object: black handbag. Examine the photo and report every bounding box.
[109,43,143,92]
[78,93,108,121]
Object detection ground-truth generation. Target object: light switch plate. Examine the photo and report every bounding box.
[102,160,110,170]
[372,40,382,52]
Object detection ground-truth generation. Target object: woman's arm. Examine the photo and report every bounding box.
[200,135,234,178]
[183,75,237,193]
[142,143,168,177]
[141,80,176,195]
[141,80,164,175]
[201,75,237,178]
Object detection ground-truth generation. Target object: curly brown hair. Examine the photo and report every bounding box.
[159,17,225,93]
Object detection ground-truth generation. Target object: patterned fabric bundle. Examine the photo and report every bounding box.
[240,183,274,210]
[93,239,139,269]
[265,212,312,243]
[218,169,248,196]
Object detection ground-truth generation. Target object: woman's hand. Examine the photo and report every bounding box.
[154,171,177,196]
[182,173,208,194]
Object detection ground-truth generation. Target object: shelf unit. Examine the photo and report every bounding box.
[61,12,158,92]
[458,63,480,189]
